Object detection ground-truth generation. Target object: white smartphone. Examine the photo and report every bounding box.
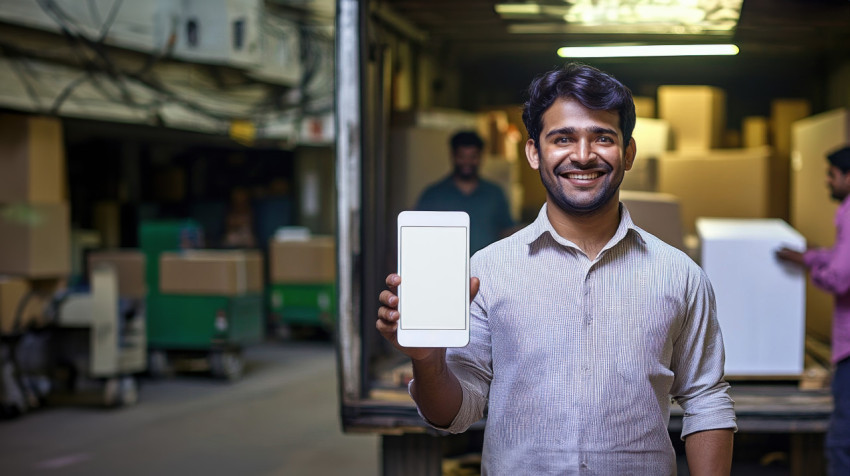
[396,211,470,348]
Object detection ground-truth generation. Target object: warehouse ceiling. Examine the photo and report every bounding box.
[375,0,850,111]
[378,0,850,61]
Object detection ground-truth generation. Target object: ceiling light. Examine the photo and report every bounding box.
[557,44,740,58]
[495,4,541,15]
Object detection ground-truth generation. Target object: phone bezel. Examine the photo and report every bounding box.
[396,210,470,348]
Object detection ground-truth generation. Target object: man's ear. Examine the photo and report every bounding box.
[624,137,636,171]
[525,139,540,170]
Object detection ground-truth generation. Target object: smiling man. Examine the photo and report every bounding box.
[378,63,737,475]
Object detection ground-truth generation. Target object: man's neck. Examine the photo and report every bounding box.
[545,196,621,261]
[453,175,479,195]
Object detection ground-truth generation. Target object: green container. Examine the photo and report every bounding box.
[140,220,262,351]
[269,283,336,330]
[147,293,264,350]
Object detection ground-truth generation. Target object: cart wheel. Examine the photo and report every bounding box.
[210,351,244,381]
[103,376,139,408]
[147,350,173,379]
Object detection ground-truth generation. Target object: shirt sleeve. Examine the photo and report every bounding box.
[409,260,493,434]
[669,267,738,439]
[807,208,850,295]
[803,248,832,269]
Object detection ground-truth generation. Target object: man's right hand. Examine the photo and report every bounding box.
[376,273,480,362]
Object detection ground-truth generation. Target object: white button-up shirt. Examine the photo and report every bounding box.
[422,203,737,475]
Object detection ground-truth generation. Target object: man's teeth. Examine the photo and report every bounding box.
[567,172,601,180]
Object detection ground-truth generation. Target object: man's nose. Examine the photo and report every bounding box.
[571,139,593,164]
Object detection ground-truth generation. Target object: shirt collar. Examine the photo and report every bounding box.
[524,202,647,254]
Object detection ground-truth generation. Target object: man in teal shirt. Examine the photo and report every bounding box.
[415,130,515,254]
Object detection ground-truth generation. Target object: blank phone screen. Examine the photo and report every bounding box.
[399,226,467,330]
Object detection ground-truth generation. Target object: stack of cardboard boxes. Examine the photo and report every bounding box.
[0,114,71,334]
[652,87,812,237]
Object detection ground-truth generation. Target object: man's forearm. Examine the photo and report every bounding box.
[409,350,464,428]
[685,428,734,475]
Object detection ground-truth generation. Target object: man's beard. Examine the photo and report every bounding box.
[454,165,478,181]
[539,160,623,217]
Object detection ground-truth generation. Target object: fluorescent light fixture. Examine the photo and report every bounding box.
[495,3,541,15]
[557,44,739,58]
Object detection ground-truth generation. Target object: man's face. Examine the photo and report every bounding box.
[525,97,635,216]
[827,165,850,201]
[452,145,482,181]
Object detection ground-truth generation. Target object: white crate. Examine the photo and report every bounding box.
[697,218,807,377]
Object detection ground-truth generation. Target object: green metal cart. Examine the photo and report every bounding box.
[140,221,264,380]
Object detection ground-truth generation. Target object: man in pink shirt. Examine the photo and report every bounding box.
[777,145,850,475]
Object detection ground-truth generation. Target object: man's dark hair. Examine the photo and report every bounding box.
[522,63,636,150]
[450,130,484,152]
[827,146,850,174]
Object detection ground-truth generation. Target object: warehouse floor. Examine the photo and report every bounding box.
[0,340,380,476]
[0,337,813,476]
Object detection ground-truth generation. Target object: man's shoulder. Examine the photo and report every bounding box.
[472,222,534,263]
[629,226,702,273]
[420,176,454,194]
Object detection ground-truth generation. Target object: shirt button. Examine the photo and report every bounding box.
[585,317,593,325]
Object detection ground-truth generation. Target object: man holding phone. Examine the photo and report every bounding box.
[377,63,736,474]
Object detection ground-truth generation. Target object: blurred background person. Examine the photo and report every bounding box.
[776,145,850,476]
[415,130,515,255]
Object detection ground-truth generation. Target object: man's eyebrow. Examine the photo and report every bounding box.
[544,127,575,139]
[544,126,618,138]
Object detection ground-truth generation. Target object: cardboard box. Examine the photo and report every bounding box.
[743,116,769,148]
[658,148,772,235]
[0,114,66,203]
[772,99,811,158]
[620,191,685,250]
[270,236,335,284]
[632,118,673,160]
[658,86,726,152]
[790,108,850,338]
[0,277,53,334]
[160,250,263,296]
[622,118,673,192]
[633,96,656,118]
[0,277,28,334]
[88,250,147,299]
[697,218,806,377]
[0,203,71,277]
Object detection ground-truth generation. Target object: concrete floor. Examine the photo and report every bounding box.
[0,340,380,476]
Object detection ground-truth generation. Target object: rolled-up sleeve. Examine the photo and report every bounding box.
[670,269,737,439]
[806,208,850,295]
[409,278,493,434]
